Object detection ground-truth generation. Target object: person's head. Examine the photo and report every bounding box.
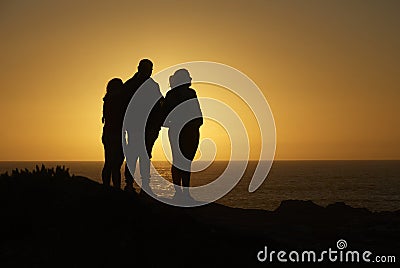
[137,59,153,78]
[169,69,192,89]
[106,78,123,94]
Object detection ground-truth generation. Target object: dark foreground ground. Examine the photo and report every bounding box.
[0,167,398,267]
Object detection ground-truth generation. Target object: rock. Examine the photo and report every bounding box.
[0,168,399,267]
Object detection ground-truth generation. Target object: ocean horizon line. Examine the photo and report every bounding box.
[1,159,400,162]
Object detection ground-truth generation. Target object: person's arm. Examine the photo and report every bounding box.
[102,94,111,125]
[162,92,172,128]
[102,97,106,124]
[192,90,203,128]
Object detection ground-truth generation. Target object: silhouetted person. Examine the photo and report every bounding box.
[123,59,164,193]
[164,69,203,199]
[102,78,125,188]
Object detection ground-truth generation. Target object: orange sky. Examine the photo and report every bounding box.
[0,0,399,160]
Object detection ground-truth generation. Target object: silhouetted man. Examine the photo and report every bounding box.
[123,59,164,193]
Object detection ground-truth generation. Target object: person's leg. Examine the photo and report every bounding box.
[181,162,192,198]
[124,154,138,191]
[102,136,112,186]
[110,138,124,189]
[111,167,121,189]
[102,164,111,186]
[138,130,159,194]
[179,128,199,199]
[145,129,159,160]
[139,153,151,190]
[169,128,183,196]
[171,165,181,186]
[115,145,125,189]
[181,169,191,188]
[171,165,183,198]
[124,162,133,183]
[124,132,139,191]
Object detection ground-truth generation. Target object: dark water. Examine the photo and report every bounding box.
[1,160,399,211]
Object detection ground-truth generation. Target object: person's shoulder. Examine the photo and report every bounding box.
[188,87,198,97]
[123,78,133,91]
[124,73,139,86]
[148,77,157,83]
[147,78,160,88]
[124,74,136,84]
[165,88,178,102]
[165,89,173,98]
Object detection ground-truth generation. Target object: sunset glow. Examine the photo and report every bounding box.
[1,0,399,160]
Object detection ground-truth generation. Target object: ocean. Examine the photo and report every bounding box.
[1,160,399,212]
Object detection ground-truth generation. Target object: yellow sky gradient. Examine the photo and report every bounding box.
[0,0,399,160]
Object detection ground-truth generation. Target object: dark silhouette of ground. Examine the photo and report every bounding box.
[0,166,398,267]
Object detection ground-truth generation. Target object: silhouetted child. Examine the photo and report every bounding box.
[102,78,125,188]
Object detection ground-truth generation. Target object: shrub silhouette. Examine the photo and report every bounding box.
[0,164,73,180]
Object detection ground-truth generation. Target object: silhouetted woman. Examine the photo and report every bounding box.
[102,78,125,188]
[164,69,203,199]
